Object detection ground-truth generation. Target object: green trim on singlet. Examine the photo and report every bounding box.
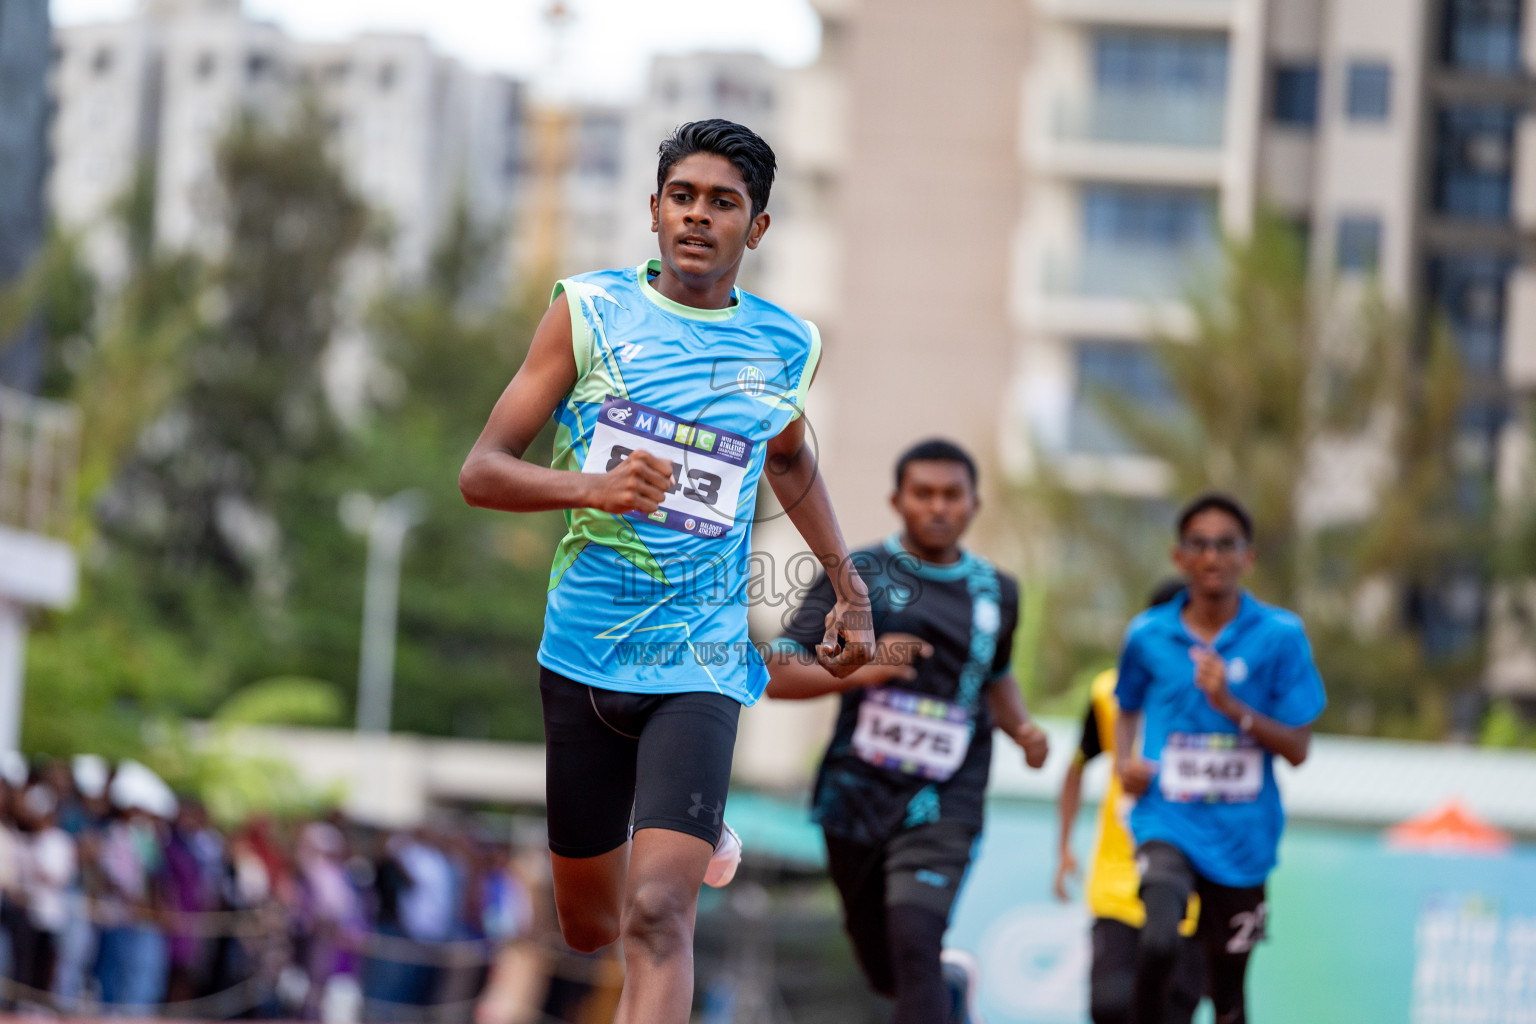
[549,280,593,380]
[545,278,669,591]
[785,320,822,420]
[636,260,742,322]
[553,278,632,404]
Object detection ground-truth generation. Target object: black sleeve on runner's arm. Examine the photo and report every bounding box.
[779,570,838,651]
[1077,703,1103,764]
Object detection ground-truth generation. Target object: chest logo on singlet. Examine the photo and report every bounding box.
[736,365,766,397]
[582,394,754,539]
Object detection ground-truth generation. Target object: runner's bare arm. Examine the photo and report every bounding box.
[765,413,874,678]
[987,677,1049,768]
[1053,759,1084,902]
[1114,708,1157,796]
[1193,648,1312,765]
[1213,701,1312,766]
[459,294,672,515]
[764,634,931,700]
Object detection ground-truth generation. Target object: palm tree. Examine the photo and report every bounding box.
[1015,211,1484,738]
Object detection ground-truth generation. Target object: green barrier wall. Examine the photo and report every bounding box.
[944,800,1536,1024]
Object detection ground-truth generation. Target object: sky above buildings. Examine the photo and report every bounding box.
[50,0,823,100]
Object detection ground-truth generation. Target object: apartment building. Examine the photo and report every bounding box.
[0,0,51,391]
[1010,0,1535,674]
[48,0,523,284]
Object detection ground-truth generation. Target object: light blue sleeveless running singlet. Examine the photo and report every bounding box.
[536,260,822,705]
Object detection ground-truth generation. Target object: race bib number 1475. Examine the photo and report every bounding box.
[581,395,754,539]
[852,688,973,782]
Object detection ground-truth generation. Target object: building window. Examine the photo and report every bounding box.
[1069,341,1181,456]
[1443,0,1523,74]
[1272,64,1320,126]
[576,114,624,178]
[1345,62,1391,120]
[92,47,113,76]
[1083,185,1217,248]
[1435,106,1516,220]
[247,52,272,81]
[1094,30,1229,95]
[1335,216,1381,272]
[195,53,217,80]
[378,62,397,91]
[1429,254,1511,379]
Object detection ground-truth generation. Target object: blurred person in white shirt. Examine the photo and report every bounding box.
[17,784,77,1005]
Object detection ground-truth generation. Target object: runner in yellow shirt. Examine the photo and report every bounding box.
[1053,583,1203,1024]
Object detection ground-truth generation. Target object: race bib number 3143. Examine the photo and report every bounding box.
[1159,733,1263,803]
[581,395,753,539]
[852,688,973,782]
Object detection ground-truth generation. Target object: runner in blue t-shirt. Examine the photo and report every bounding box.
[1113,493,1325,1024]
[460,120,875,1024]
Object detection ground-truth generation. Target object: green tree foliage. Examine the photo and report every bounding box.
[24,107,560,764]
[1020,212,1482,738]
[239,196,560,741]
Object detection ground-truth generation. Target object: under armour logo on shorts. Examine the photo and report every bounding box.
[688,793,723,826]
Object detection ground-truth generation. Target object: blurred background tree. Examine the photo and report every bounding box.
[1014,212,1487,739]
[18,103,561,765]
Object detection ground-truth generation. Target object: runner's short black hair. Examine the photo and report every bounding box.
[1177,492,1254,542]
[894,439,978,492]
[657,119,777,217]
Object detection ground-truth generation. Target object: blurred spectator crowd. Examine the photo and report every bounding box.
[0,755,549,1022]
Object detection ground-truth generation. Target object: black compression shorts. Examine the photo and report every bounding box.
[539,666,740,858]
[1090,917,1203,1024]
[823,820,978,996]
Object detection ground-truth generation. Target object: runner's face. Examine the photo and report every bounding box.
[1172,509,1254,598]
[892,461,977,553]
[651,153,768,283]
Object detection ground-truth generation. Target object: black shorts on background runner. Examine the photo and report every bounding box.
[1138,841,1268,954]
[824,820,978,996]
[539,667,739,858]
[1090,918,1203,1024]
[1137,839,1268,1024]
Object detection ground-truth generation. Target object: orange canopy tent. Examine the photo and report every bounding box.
[1386,798,1512,855]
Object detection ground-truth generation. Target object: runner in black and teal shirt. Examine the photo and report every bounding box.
[769,439,1050,1024]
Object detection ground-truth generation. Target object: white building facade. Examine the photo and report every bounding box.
[48,0,524,284]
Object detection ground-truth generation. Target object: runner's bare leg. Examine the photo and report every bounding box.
[550,845,629,952]
[613,828,714,1024]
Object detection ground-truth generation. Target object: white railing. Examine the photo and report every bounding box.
[0,386,81,540]
[1043,244,1220,301]
[1053,92,1227,149]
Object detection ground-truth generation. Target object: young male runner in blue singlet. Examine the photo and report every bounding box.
[1115,493,1325,1024]
[460,120,874,1024]
[767,440,1051,1024]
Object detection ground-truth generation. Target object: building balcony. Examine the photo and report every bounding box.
[1045,245,1217,302]
[0,387,80,610]
[1034,0,1237,30]
[1027,93,1228,185]
[1054,92,1226,149]
[1019,247,1208,338]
